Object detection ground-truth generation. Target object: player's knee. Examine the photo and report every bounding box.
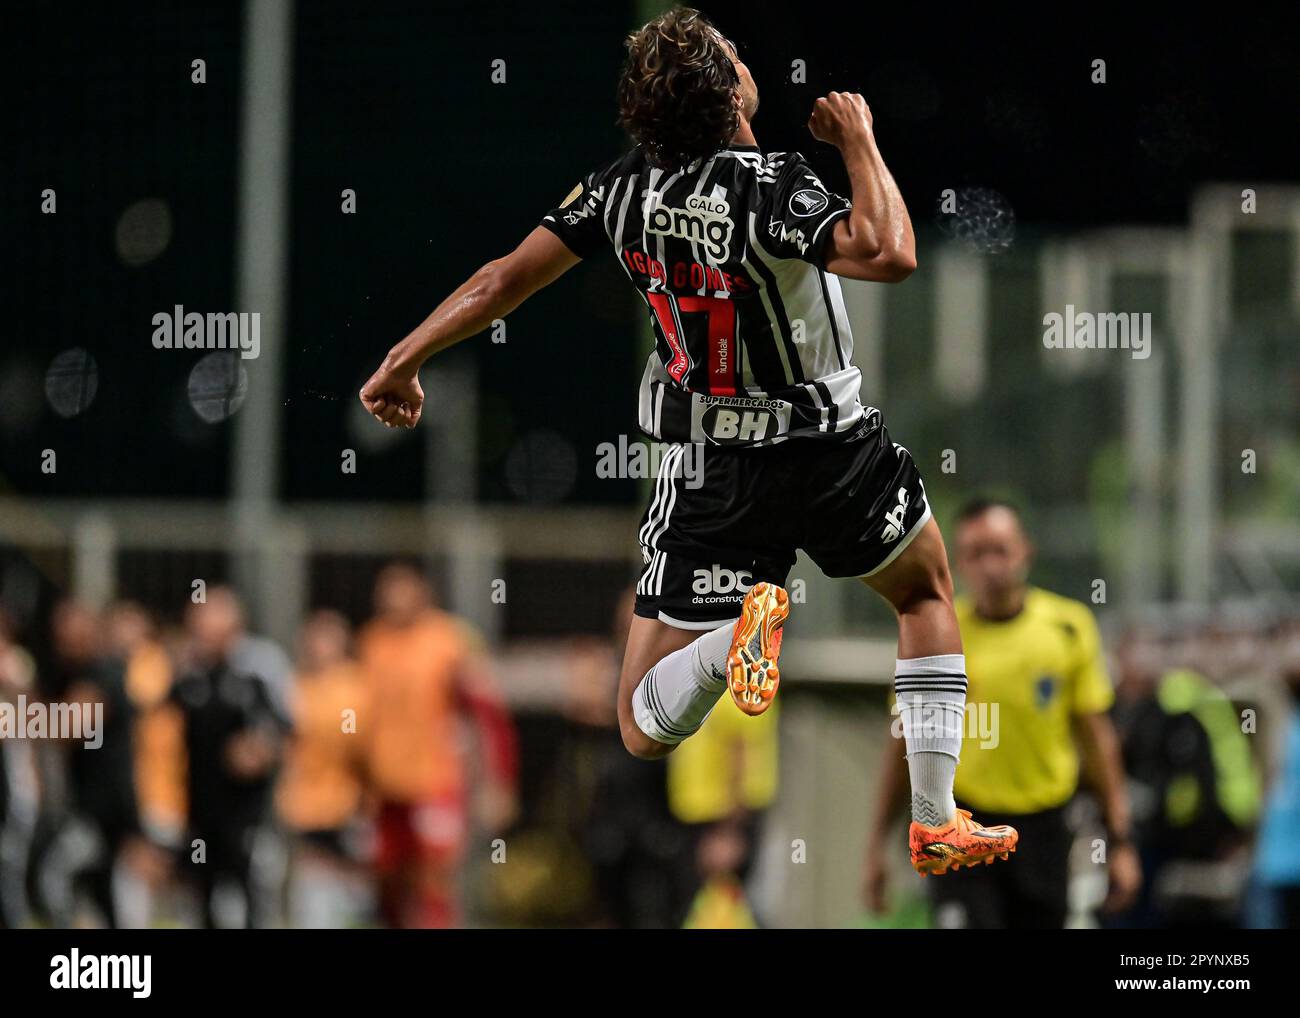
[619,718,673,760]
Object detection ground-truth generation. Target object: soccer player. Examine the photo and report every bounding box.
[863,499,1140,926]
[46,600,141,928]
[360,8,1017,872]
[357,563,518,928]
[174,588,288,928]
[276,610,368,928]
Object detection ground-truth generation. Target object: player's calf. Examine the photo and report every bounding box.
[618,587,789,759]
[617,617,736,759]
[863,518,1020,870]
[627,623,733,753]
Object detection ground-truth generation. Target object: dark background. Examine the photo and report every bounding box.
[3,1,1298,503]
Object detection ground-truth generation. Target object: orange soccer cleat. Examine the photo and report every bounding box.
[726,582,788,717]
[909,809,1019,876]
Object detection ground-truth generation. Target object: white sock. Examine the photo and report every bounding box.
[894,654,967,826]
[631,623,734,745]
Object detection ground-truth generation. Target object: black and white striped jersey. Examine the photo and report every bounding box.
[541,143,873,448]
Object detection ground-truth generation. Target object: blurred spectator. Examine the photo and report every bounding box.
[356,562,517,928]
[106,601,184,844]
[1250,618,1300,927]
[173,587,288,928]
[41,600,140,927]
[564,586,777,929]
[668,681,778,928]
[104,600,180,926]
[276,609,370,927]
[572,587,690,929]
[1112,627,1262,927]
[0,608,37,927]
[228,610,295,729]
[680,820,760,929]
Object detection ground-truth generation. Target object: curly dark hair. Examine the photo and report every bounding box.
[616,8,741,170]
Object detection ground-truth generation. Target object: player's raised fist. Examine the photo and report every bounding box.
[360,361,424,429]
[807,91,874,148]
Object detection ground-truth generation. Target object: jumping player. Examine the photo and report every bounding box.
[360,8,1018,875]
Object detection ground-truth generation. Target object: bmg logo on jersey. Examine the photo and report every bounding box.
[692,564,754,599]
[646,194,733,263]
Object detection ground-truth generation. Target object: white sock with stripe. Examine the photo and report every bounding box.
[631,623,734,745]
[894,654,967,826]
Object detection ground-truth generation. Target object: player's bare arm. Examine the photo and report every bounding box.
[1073,710,1142,910]
[808,92,917,283]
[359,227,579,428]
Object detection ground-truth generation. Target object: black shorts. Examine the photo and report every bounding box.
[633,410,931,630]
[927,800,1074,929]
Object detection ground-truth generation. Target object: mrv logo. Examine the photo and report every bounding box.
[50,950,151,998]
[646,194,734,262]
[768,218,810,255]
[693,564,754,597]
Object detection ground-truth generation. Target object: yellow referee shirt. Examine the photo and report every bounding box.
[952,587,1113,815]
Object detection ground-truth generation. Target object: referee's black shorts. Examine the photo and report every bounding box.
[633,410,931,631]
[927,800,1075,929]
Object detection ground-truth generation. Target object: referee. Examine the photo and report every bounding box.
[863,498,1140,928]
